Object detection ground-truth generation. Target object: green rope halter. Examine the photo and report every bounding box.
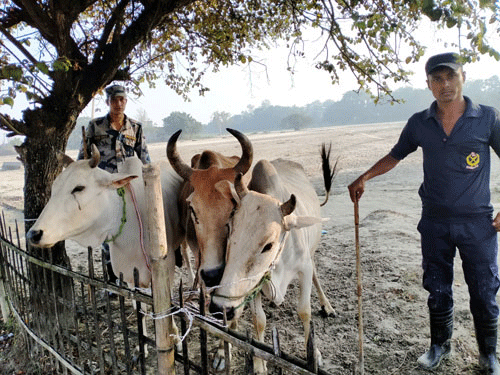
[233,271,272,311]
[104,187,127,243]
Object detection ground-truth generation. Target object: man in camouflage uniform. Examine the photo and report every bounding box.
[78,84,150,170]
[78,84,151,284]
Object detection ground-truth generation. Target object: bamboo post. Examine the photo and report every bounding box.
[354,198,364,375]
[143,163,175,375]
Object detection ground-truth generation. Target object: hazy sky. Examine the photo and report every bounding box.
[3,18,500,129]
[90,20,500,126]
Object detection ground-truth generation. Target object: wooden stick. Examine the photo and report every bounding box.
[354,198,364,375]
[81,126,88,159]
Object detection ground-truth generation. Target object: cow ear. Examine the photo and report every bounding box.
[234,172,248,199]
[57,152,74,168]
[280,194,296,217]
[283,216,326,231]
[215,180,240,206]
[110,175,138,189]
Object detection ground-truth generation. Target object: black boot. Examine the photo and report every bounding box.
[475,317,500,375]
[417,308,453,370]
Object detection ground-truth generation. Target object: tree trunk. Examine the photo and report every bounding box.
[22,114,74,330]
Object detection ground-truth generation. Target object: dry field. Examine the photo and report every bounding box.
[2,122,499,374]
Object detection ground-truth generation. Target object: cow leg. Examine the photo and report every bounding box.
[298,270,323,367]
[133,301,183,358]
[212,319,237,371]
[312,266,335,317]
[166,250,184,352]
[132,300,149,358]
[251,293,268,374]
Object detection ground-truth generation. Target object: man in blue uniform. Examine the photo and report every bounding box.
[348,52,500,374]
[78,84,151,284]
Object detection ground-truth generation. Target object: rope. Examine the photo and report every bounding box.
[212,229,289,311]
[104,185,151,273]
[128,184,151,272]
[234,271,271,310]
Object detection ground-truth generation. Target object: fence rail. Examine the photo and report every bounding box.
[0,165,334,375]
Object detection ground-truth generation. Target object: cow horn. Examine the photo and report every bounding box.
[234,172,248,199]
[167,130,193,180]
[280,194,296,217]
[89,144,100,169]
[226,128,253,175]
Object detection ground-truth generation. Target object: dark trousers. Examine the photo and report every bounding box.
[418,215,500,321]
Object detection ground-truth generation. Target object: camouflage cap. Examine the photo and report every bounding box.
[105,84,127,99]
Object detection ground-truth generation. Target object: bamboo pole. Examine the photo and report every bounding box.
[354,199,364,375]
[143,163,175,375]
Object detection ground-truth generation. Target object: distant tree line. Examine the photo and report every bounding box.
[66,75,500,150]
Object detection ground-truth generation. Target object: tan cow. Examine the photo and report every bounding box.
[166,128,252,288]
[211,155,335,374]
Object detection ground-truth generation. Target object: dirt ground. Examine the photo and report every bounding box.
[1,122,499,374]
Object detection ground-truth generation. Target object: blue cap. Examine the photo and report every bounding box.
[425,53,462,75]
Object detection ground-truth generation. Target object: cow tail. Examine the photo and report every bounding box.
[320,142,338,207]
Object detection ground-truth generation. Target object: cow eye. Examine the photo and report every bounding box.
[262,243,273,253]
[71,185,85,194]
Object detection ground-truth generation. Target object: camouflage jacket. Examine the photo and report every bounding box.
[77,114,151,173]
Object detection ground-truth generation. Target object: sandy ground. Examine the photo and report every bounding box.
[2,122,500,374]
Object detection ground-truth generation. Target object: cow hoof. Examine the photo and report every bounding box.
[212,347,232,372]
[134,344,149,359]
[320,305,336,318]
[316,348,324,367]
[174,336,182,353]
[212,350,226,372]
[254,357,268,374]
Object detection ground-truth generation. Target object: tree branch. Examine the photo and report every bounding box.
[0,113,26,136]
[93,0,130,63]
[0,24,38,66]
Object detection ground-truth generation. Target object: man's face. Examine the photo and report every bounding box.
[107,96,127,115]
[426,67,465,104]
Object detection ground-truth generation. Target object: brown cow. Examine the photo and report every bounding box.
[166,128,253,288]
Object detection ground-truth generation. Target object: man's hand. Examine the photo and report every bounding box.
[493,212,500,232]
[348,176,365,203]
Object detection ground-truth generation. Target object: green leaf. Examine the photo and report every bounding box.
[2,97,14,107]
[36,62,50,74]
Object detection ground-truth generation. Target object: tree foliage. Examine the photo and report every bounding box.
[210,111,232,135]
[162,111,202,137]
[280,112,312,131]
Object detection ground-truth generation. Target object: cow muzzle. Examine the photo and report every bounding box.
[200,265,225,288]
[26,229,45,247]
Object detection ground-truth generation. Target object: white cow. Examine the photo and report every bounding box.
[27,145,184,288]
[211,158,335,374]
[26,145,185,355]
